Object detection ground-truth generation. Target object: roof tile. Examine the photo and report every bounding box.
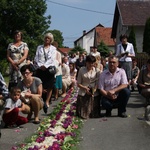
[118,0,150,25]
[96,27,115,46]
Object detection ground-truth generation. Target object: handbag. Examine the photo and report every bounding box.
[48,66,56,75]
[43,47,56,75]
[29,63,37,72]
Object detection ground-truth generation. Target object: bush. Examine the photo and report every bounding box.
[0,59,9,75]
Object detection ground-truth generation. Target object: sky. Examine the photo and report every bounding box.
[45,0,116,48]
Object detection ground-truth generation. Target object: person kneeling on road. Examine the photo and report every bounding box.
[2,87,28,128]
[98,55,130,118]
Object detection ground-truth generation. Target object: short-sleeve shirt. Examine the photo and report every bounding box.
[4,98,22,109]
[91,51,101,57]
[17,77,42,94]
[132,66,139,79]
[98,68,128,91]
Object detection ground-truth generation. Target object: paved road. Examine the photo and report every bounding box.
[79,91,150,150]
[0,91,150,150]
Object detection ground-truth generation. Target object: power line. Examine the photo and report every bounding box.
[46,0,113,16]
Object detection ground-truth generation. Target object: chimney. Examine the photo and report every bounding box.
[83,30,86,35]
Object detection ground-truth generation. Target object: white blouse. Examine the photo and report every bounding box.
[116,42,135,62]
[34,45,58,68]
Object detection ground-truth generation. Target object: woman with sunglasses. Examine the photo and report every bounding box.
[17,64,43,124]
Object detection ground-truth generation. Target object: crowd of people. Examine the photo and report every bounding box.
[0,31,150,129]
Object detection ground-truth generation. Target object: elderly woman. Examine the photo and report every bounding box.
[7,30,29,90]
[76,55,101,119]
[34,33,58,113]
[17,64,43,124]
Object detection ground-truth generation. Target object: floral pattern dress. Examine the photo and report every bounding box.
[7,42,29,84]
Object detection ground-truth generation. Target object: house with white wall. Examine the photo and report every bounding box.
[74,24,115,54]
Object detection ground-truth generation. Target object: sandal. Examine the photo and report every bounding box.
[33,120,40,124]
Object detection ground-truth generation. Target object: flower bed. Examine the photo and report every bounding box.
[12,88,83,150]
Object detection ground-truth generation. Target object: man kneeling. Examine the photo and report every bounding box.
[98,56,130,118]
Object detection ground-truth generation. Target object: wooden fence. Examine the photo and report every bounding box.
[135,53,150,69]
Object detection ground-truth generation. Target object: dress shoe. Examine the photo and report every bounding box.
[118,112,127,118]
[43,103,48,114]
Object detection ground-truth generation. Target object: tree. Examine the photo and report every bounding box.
[70,46,85,54]
[143,17,150,55]
[97,41,110,57]
[128,26,137,53]
[48,30,64,48]
[0,0,51,59]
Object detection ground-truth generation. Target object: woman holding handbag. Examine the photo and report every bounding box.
[34,33,58,114]
[76,55,101,119]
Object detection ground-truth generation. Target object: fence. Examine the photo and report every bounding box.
[135,53,150,69]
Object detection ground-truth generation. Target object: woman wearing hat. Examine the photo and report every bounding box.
[34,33,58,113]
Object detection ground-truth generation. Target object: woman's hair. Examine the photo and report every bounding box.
[86,55,96,63]
[20,64,33,74]
[119,34,128,41]
[62,56,68,63]
[132,57,137,62]
[14,30,23,40]
[69,62,76,71]
[10,87,21,95]
[79,53,84,58]
[44,32,54,43]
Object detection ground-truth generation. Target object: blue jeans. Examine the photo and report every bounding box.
[101,88,130,114]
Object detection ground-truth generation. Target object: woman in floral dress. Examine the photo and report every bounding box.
[7,30,29,90]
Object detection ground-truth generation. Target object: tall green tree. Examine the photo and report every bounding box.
[97,40,110,57]
[143,17,150,55]
[0,0,51,59]
[128,26,137,53]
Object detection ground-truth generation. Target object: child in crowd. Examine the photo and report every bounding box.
[2,87,28,128]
